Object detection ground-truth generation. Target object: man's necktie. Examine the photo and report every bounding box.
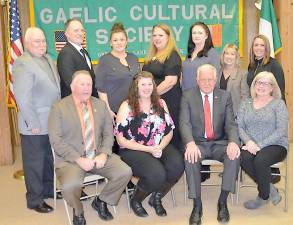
[80,48,91,69]
[82,103,95,159]
[204,95,214,141]
[80,48,87,61]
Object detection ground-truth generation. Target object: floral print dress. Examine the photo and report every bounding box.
[115,103,175,147]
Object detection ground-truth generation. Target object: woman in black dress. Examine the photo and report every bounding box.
[143,24,182,149]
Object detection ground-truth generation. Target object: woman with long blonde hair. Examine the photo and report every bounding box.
[143,24,182,149]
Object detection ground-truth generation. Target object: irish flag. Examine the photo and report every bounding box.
[259,0,282,57]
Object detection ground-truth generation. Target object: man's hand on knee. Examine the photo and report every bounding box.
[226,142,240,160]
[185,141,202,164]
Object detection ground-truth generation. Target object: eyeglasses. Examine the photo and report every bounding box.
[255,80,273,87]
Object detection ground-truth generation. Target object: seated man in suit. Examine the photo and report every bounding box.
[57,18,98,98]
[48,70,132,225]
[179,64,240,225]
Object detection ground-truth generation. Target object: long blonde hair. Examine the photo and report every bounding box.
[145,24,180,64]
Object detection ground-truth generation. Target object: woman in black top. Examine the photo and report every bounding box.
[247,34,285,100]
[143,24,182,149]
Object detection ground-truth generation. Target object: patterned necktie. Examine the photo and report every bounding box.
[204,95,214,141]
[82,103,95,159]
[80,48,87,60]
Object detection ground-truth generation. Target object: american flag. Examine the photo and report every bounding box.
[7,0,23,108]
[54,30,87,53]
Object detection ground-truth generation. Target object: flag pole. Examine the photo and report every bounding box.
[6,0,24,180]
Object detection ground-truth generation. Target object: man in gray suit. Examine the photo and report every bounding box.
[13,27,61,213]
[179,64,240,225]
[48,70,132,225]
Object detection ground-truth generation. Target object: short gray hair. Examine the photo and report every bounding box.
[197,64,217,80]
[71,70,92,84]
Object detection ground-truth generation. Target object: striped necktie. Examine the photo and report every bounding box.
[82,103,95,159]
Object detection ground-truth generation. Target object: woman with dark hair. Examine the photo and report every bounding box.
[142,24,182,149]
[95,22,140,124]
[115,71,184,218]
[181,21,220,91]
[247,34,285,100]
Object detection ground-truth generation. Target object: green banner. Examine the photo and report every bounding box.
[30,0,242,62]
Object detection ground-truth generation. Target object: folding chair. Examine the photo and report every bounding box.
[51,148,116,225]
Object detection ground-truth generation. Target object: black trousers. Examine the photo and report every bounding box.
[240,145,287,200]
[119,144,184,193]
[21,134,54,208]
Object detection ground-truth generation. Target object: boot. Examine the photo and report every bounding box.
[130,187,149,217]
[148,182,175,216]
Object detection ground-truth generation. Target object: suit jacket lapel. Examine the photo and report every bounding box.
[68,42,92,70]
[212,89,221,133]
[226,69,237,91]
[195,88,205,133]
[68,96,83,141]
[44,54,61,91]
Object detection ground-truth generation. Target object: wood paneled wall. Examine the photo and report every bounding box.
[0,0,292,165]
[0,6,13,165]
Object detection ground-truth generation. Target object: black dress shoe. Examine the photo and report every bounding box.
[73,211,86,225]
[32,202,53,213]
[189,205,202,225]
[217,202,230,223]
[91,197,113,221]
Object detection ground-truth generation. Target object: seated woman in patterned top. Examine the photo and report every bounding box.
[115,71,184,217]
[238,71,288,210]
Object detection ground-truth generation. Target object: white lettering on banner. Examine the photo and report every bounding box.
[210,5,220,19]
[69,8,82,19]
[168,5,180,20]
[222,4,233,19]
[182,5,193,20]
[96,26,183,44]
[105,7,117,22]
[158,5,170,20]
[195,5,207,19]
[39,4,232,25]
[173,26,183,41]
[96,29,108,44]
[130,5,142,21]
[56,8,67,24]
[40,8,53,24]
[84,8,97,23]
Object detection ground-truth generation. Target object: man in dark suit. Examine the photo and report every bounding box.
[13,27,61,213]
[48,70,131,225]
[57,18,98,98]
[179,64,240,225]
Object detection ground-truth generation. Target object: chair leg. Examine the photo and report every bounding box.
[170,188,176,207]
[183,173,187,205]
[125,186,131,213]
[284,158,288,212]
[63,199,73,225]
[236,168,241,204]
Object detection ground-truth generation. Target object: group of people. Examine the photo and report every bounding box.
[12,18,288,225]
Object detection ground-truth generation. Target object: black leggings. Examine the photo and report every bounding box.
[119,144,184,193]
[241,145,287,199]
